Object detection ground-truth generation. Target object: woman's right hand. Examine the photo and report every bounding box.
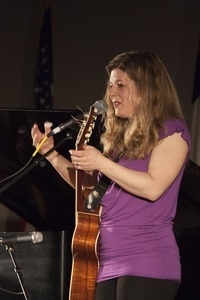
[31,121,76,187]
[31,121,54,156]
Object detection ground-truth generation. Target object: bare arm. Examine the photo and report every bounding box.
[70,132,189,201]
[31,123,97,189]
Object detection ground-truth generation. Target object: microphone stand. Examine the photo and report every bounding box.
[0,131,75,194]
[5,244,30,300]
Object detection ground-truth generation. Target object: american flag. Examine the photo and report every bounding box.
[34,3,53,109]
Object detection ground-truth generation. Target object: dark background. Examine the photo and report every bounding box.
[0,0,199,125]
[0,1,200,299]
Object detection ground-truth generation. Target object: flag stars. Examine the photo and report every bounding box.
[34,6,53,109]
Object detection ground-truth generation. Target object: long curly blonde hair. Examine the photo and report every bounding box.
[100,51,184,159]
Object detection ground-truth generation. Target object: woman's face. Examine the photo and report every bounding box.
[108,68,140,118]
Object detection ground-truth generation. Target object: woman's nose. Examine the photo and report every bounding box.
[109,86,117,97]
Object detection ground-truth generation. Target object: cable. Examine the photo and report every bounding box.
[0,286,23,295]
[31,135,48,157]
[0,132,75,194]
[0,135,48,185]
[0,156,33,185]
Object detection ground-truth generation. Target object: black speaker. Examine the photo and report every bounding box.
[0,231,72,300]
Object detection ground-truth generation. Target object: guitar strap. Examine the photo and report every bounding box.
[84,155,120,212]
[84,174,112,212]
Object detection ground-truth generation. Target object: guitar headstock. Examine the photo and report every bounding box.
[76,106,97,150]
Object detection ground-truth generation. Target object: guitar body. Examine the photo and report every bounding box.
[69,211,100,300]
[69,106,100,300]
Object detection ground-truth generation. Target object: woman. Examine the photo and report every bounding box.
[31,51,191,300]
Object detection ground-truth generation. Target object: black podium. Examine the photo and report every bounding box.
[0,231,72,300]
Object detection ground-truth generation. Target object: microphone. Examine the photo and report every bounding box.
[47,99,107,137]
[0,231,43,245]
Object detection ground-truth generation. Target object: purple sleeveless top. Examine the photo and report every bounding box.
[97,119,191,283]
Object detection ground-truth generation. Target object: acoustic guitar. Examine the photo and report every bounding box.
[69,105,100,300]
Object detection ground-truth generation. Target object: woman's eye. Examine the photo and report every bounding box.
[109,82,125,88]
